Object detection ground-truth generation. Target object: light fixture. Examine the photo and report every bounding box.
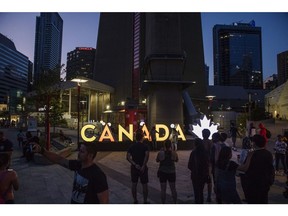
[71,77,88,150]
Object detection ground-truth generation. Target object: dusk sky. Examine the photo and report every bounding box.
[0,12,287,85]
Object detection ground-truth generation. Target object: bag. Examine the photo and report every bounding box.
[266,129,272,139]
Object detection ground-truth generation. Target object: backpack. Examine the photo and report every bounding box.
[266,129,272,139]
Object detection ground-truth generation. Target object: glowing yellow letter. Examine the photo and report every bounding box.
[99,125,115,142]
[155,124,169,141]
[141,125,150,140]
[118,124,133,141]
[81,124,96,142]
[175,124,186,141]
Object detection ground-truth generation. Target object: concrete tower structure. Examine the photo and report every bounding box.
[94,13,206,129]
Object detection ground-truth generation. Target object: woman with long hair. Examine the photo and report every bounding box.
[215,146,241,204]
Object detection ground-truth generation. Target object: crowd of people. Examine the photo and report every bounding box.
[1,121,288,204]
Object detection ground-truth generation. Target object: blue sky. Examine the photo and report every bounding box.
[0,12,287,85]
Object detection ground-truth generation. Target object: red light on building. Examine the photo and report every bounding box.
[77,47,93,51]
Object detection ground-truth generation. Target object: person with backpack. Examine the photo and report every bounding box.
[156,139,178,204]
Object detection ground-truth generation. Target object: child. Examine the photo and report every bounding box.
[274,134,287,175]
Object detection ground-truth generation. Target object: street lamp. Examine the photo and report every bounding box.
[71,77,88,150]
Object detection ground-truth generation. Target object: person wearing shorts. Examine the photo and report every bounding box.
[156,139,178,204]
[126,131,150,204]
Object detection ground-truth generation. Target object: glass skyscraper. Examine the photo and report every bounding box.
[0,33,30,121]
[213,21,263,89]
[33,13,63,85]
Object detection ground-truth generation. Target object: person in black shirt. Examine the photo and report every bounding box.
[244,134,275,204]
[34,142,109,204]
[126,131,150,204]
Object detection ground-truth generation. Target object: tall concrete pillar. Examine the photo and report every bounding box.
[144,13,195,128]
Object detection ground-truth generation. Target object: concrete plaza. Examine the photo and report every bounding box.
[2,127,288,204]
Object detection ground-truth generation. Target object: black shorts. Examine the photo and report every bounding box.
[206,174,212,184]
[158,171,176,183]
[131,166,148,184]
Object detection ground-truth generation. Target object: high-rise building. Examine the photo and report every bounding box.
[33,13,63,86]
[213,21,263,89]
[66,47,96,80]
[0,33,29,117]
[277,50,288,85]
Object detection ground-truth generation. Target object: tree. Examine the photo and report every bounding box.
[50,96,66,133]
[31,64,65,150]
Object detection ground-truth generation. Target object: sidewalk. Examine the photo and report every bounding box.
[3,127,288,204]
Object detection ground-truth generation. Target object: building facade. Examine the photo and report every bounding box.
[0,33,29,123]
[265,80,288,120]
[66,47,96,81]
[93,13,206,128]
[33,13,63,86]
[277,50,288,86]
[213,21,263,89]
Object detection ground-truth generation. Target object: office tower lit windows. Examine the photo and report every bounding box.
[0,33,29,106]
[213,21,263,89]
[33,12,63,86]
[66,47,96,80]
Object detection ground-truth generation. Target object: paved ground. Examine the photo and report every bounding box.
[2,126,288,204]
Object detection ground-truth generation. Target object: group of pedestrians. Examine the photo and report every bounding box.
[0,122,286,204]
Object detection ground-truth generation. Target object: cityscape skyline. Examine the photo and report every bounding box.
[0,12,287,85]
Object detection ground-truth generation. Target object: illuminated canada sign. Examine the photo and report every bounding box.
[80,115,218,142]
[81,124,186,142]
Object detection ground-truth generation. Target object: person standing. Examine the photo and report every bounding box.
[248,122,256,139]
[16,129,25,148]
[34,143,109,204]
[210,132,226,203]
[229,123,241,151]
[149,126,159,151]
[258,123,268,144]
[274,134,287,175]
[0,154,19,204]
[156,139,178,204]
[0,131,13,168]
[169,128,178,151]
[202,129,213,202]
[188,138,210,204]
[244,134,275,204]
[126,131,150,204]
[215,146,241,204]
